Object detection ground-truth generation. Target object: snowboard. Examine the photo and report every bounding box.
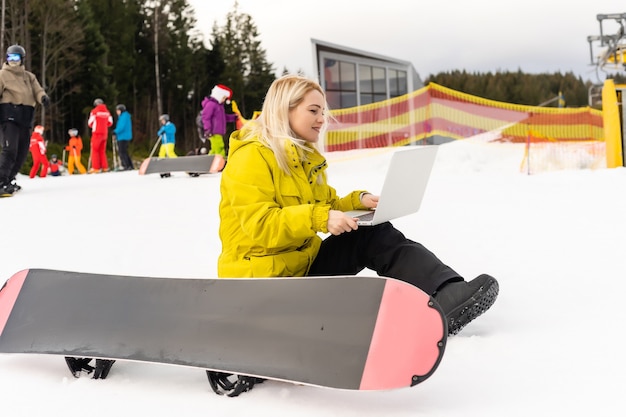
[0,269,447,392]
[138,154,224,175]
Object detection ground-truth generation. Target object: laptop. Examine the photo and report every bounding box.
[344,146,438,226]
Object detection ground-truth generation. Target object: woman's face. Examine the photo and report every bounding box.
[288,89,325,143]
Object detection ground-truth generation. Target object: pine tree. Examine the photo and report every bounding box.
[73,0,115,130]
[212,2,275,118]
[28,0,86,140]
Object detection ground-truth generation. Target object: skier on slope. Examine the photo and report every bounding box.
[87,98,113,174]
[48,154,63,176]
[156,114,177,178]
[0,44,49,197]
[113,104,133,170]
[65,129,87,175]
[157,114,177,158]
[28,125,49,178]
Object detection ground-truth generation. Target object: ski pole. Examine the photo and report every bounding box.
[148,135,162,159]
[72,148,79,174]
[88,138,92,170]
[115,135,122,170]
[112,134,119,170]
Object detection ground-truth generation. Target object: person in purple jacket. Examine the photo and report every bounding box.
[201,84,238,158]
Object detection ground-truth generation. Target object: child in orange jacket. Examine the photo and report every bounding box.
[65,128,87,175]
[29,125,49,178]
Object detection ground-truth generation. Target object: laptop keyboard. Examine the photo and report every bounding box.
[355,211,375,222]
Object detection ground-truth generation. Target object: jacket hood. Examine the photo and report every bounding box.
[2,62,25,73]
[227,127,296,161]
[227,127,256,159]
[93,103,109,112]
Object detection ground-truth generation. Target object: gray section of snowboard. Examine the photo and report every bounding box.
[0,270,385,389]
[144,155,215,174]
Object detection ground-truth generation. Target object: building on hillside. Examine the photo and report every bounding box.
[311,39,423,110]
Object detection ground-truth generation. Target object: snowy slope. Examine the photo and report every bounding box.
[1,140,624,416]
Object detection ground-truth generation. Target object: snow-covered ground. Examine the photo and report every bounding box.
[1,139,624,416]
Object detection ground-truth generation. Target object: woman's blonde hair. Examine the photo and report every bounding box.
[240,74,329,173]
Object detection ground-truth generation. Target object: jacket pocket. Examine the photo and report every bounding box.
[276,179,303,207]
[248,251,309,277]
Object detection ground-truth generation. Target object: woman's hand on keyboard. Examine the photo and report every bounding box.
[360,193,379,209]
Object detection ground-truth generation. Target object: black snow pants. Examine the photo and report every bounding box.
[307,222,462,295]
[0,121,31,184]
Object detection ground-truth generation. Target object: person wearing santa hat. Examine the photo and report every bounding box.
[200,84,239,158]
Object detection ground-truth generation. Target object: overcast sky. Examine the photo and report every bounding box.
[187,0,624,83]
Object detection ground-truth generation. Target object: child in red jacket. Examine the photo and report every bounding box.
[29,125,49,178]
[48,154,64,176]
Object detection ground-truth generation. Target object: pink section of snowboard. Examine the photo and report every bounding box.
[0,269,28,337]
[209,154,225,173]
[360,279,445,390]
[138,158,150,175]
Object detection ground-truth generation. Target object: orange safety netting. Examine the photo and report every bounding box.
[325,82,604,152]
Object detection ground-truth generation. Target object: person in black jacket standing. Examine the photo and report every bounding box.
[0,44,49,197]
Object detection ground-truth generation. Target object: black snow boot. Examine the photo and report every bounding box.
[9,178,21,193]
[434,274,499,336]
[0,182,13,198]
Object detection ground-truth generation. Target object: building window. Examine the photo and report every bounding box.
[321,54,410,108]
[360,65,387,105]
[389,69,408,98]
[325,58,357,109]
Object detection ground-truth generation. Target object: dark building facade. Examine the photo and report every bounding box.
[312,38,423,110]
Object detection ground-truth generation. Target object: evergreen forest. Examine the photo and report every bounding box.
[3,0,275,157]
[425,70,625,109]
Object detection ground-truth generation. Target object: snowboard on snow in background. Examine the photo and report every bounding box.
[0,269,447,395]
[138,154,225,175]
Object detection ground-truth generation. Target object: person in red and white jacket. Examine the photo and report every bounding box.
[87,98,113,173]
[29,125,48,178]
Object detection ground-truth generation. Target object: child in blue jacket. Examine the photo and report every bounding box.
[157,114,177,158]
[156,114,177,178]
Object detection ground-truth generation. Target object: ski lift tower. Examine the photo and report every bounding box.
[587,13,626,72]
[587,13,626,167]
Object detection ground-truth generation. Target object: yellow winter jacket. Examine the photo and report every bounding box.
[218,130,368,278]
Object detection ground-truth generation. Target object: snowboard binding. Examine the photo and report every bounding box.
[65,357,115,379]
[206,371,265,397]
[186,148,204,177]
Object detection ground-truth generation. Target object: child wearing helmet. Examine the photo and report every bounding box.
[157,114,177,158]
[28,125,49,178]
[156,114,177,178]
[65,128,87,174]
[48,154,64,176]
